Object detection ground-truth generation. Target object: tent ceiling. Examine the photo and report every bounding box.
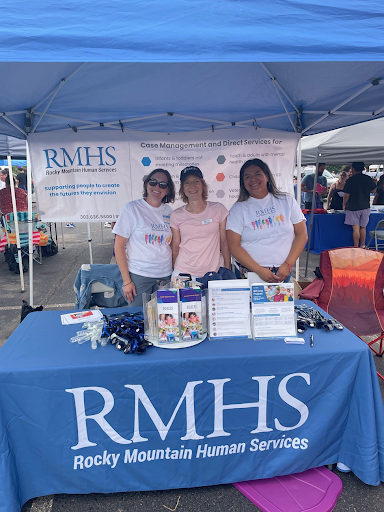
[1,0,384,62]
[1,61,384,139]
[1,1,384,138]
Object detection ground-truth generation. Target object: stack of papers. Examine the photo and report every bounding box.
[61,310,103,325]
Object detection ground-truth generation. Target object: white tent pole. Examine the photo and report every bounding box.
[296,138,302,281]
[305,155,320,277]
[26,142,34,305]
[60,223,65,249]
[87,223,93,264]
[3,216,10,247]
[7,156,25,291]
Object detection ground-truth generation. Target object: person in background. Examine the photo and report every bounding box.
[0,173,28,214]
[227,158,307,283]
[16,167,27,191]
[327,166,350,210]
[343,162,376,247]
[373,174,384,205]
[113,168,175,306]
[171,166,230,279]
[301,163,328,209]
[0,169,8,190]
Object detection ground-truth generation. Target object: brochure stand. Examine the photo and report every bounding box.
[143,288,207,349]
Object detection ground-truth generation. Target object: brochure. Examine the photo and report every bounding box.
[61,309,103,325]
[251,283,296,338]
[208,279,251,338]
[157,289,180,343]
[179,288,203,341]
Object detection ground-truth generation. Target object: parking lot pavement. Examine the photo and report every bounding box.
[0,224,382,512]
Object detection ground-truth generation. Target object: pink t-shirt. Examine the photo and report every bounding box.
[170,201,228,277]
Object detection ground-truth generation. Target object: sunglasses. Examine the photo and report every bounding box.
[148,179,168,189]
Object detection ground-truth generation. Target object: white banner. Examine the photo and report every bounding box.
[28,128,300,222]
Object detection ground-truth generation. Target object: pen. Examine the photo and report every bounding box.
[310,335,314,347]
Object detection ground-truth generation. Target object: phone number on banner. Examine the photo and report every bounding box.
[80,214,117,220]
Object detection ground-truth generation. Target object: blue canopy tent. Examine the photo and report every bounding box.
[1,0,384,302]
[0,1,384,138]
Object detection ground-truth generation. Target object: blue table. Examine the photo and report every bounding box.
[305,212,384,254]
[0,302,383,512]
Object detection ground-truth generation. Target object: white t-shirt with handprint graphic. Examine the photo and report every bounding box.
[226,193,305,267]
[113,198,173,277]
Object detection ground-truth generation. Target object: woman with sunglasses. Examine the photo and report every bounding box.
[113,169,175,306]
[170,166,230,279]
[226,159,307,283]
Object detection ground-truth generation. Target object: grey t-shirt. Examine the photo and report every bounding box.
[301,173,327,203]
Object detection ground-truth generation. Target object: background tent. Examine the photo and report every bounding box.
[301,118,384,165]
[0,135,26,160]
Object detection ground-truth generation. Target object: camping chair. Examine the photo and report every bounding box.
[0,211,49,266]
[367,219,384,250]
[301,247,384,381]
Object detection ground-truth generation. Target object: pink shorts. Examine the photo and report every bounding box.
[345,208,370,227]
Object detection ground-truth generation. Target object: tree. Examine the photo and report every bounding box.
[326,165,344,174]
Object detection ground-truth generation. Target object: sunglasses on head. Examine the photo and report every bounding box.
[148,179,168,189]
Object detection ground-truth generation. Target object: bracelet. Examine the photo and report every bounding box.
[284,262,292,272]
[123,281,132,287]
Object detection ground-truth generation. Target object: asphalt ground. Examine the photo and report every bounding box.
[0,222,383,512]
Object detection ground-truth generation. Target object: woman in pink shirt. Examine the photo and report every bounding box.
[170,166,231,279]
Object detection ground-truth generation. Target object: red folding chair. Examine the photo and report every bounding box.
[303,247,384,381]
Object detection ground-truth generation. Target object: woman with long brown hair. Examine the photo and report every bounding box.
[226,159,307,283]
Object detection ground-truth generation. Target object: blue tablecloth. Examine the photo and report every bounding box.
[0,302,383,512]
[305,212,384,254]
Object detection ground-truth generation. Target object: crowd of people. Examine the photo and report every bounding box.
[300,162,379,248]
[113,160,308,306]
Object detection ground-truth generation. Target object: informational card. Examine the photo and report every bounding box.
[251,283,296,339]
[61,309,103,325]
[208,280,251,338]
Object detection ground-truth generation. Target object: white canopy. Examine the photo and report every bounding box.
[301,118,384,165]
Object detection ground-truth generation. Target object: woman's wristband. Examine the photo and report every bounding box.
[284,262,292,272]
[123,281,132,287]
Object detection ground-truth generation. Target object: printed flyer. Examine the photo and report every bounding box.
[208,280,251,338]
[251,283,296,338]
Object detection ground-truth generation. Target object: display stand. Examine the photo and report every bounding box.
[143,287,207,349]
